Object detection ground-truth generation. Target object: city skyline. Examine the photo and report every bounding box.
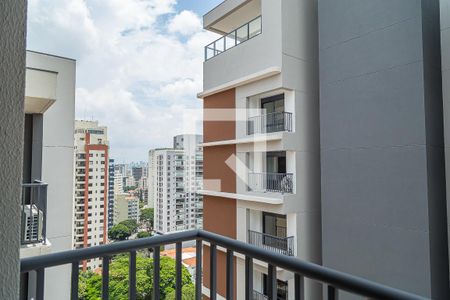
[27,0,223,162]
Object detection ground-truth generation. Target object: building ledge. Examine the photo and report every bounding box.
[20,239,52,259]
[199,189,284,204]
[201,132,284,147]
[198,66,280,99]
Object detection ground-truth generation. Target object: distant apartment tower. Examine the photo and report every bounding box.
[20,50,76,300]
[132,166,143,182]
[149,134,203,234]
[73,120,109,270]
[114,193,140,224]
[108,158,115,229]
[114,170,124,194]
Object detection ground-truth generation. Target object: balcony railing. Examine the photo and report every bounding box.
[247,112,293,135]
[248,230,294,256]
[20,230,427,300]
[248,172,294,194]
[205,16,262,61]
[253,290,268,300]
[21,181,48,245]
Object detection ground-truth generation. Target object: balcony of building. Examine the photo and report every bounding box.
[247,211,294,256]
[20,181,51,258]
[247,151,294,195]
[20,230,427,300]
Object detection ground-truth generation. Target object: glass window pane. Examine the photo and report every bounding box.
[249,17,262,38]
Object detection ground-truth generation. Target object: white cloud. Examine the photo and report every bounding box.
[27,0,219,162]
[168,10,202,36]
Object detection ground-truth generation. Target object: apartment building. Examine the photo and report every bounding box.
[73,120,109,270]
[108,158,115,229]
[200,0,320,299]
[200,0,450,299]
[149,134,203,234]
[113,193,139,224]
[114,170,124,194]
[19,50,76,299]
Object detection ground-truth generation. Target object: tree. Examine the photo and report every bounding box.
[137,231,152,239]
[165,284,195,300]
[119,219,138,233]
[108,224,131,241]
[79,254,192,300]
[139,208,154,230]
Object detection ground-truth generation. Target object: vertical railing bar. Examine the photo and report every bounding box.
[153,246,160,300]
[195,240,202,300]
[176,242,182,300]
[245,256,253,300]
[102,256,110,300]
[21,187,25,244]
[294,274,304,300]
[42,184,47,244]
[226,249,234,300]
[210,244,217,300]
[328,285,338,300]
[71,262,79,300]
[36,268,45,300]
[267,264,277,300]
[129,251,136,300]
[36,186,40,243]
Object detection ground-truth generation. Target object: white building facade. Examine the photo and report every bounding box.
[149,134,203,234]
[20,50,76,300]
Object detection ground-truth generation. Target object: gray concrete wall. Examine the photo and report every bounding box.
[319,0,449,298]
[0,0,27,299]
[440,0,450,284]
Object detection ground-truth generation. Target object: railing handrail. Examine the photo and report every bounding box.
[22,181,48,187]
[247,111,292,120]
[248,229,294,241]
[205,15,262,60]
[21,229,428,300]
[248,171,294,176]
[205,15,262,49]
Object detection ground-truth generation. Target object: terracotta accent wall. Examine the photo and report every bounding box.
[203,195,236,238]
[203,145,236,193]
[202,88,237,298]
[203,88,235,143]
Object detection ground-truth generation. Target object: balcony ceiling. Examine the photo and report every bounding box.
[204,0,261,34]
[25,68,57,114]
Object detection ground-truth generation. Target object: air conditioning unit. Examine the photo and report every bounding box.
[22,204,43,242]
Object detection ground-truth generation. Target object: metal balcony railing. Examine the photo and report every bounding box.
[253,290,268,300]
[248,230,294,256]
[247,112,293,135]
[205,16,262,61]
[21,181,48,245]
[248,172,294,194]
[20,230,427,300]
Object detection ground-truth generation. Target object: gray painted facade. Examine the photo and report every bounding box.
[0,0,27,299]
[319,0,449,298]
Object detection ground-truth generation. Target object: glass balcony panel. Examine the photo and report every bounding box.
[236,25,249,44]
[215,38,225,54]
[225,33,237,50]
[249,16,262,38]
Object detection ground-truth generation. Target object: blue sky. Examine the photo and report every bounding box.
[27,0,222,163]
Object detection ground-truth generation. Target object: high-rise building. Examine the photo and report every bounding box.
[114,170,124,194]
[199,0,450,299]
[73,120,109,270]
[149,134,203,234]
[19,50,76,299]
[108,158,115,229]
[113,193,140,225]
[132,166,143,182]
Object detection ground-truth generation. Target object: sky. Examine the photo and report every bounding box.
[27,0,223,163]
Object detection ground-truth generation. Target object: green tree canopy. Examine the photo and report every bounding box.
[165,284,195,300]
[139,208,154,230]
[79,254,192,300]
[137,231,152,239]
[108,223,131,241]
[119,219,138,233]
